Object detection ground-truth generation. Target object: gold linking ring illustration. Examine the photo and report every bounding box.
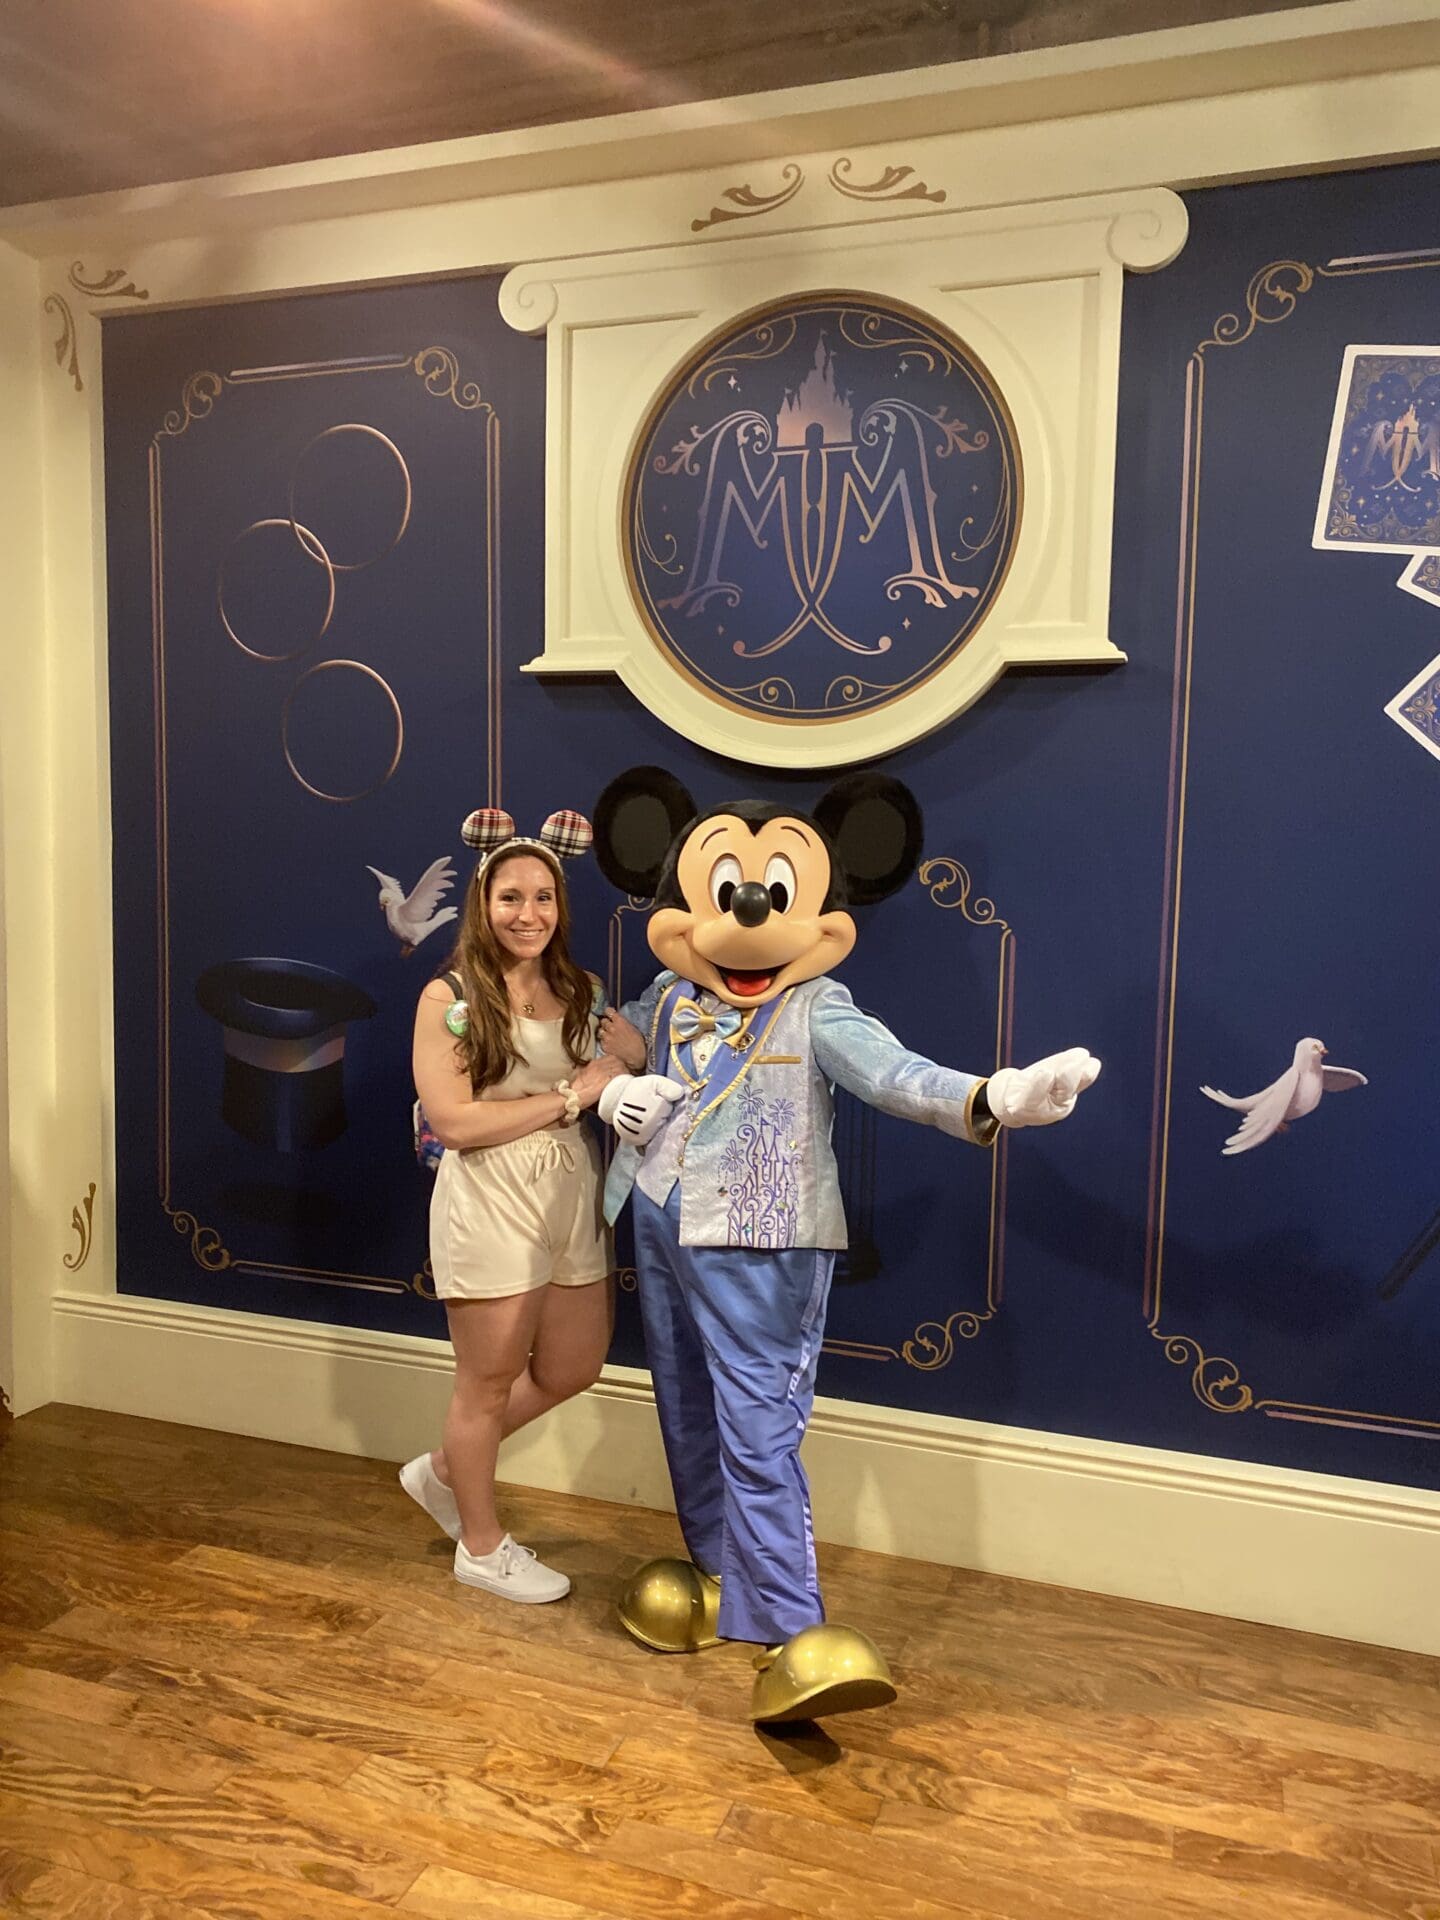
[286,423,412,572]
[217,517,336,662]
[281,658,404,803]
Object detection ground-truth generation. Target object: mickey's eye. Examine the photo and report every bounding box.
[709,854,743,914]
[764,853,797,914]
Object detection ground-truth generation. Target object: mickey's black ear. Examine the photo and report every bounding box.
[813,774,923,906]
[593,767,697,897]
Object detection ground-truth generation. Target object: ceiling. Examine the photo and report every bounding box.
[0,0,1334,210]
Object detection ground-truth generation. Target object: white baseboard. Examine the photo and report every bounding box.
[51,1289,1440,1658]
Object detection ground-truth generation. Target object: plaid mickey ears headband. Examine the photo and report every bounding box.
[460,807,594,875]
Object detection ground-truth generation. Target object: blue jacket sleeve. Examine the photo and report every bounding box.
[808,978,994,1144]
[617,972,674,1070]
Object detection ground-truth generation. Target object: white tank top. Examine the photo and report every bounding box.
[481,1014,597,1102]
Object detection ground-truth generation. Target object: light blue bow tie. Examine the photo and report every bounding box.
[671,996,744,1046]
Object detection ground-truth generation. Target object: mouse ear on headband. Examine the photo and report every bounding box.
[460,805,594,868]
[537,810,594,860]
[460,807,517,851]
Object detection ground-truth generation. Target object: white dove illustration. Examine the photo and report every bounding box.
[366,857,458,955]
[1200,1037,1366,1156]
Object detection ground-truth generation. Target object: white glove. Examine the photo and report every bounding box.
[598,1073,686,1147]
[984,1048,1101,1129]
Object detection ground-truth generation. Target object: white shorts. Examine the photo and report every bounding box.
[430,1126,610,1300]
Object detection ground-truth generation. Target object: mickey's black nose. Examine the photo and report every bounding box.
[730,881,772,928]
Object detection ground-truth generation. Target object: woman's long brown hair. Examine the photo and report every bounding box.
[443,848,594,1093]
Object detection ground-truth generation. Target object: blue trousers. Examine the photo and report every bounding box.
[632,1186,835,1645]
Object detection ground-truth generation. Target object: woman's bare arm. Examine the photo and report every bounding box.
[412,981,567,1151]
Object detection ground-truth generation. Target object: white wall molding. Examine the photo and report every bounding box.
[0,240,54,1417]
[52,1289,1440,1659]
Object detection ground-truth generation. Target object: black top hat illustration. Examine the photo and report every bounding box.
[195,958,376,1153]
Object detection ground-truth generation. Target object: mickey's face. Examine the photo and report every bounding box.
[649,812,856,1008]
[592,768,925,1008]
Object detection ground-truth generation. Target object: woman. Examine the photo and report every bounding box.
[402,819,631,1603]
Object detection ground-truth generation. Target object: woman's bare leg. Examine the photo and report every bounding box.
[441,1290,545,1555]
[433,1276,614,1485]
[508,1274,614,1431]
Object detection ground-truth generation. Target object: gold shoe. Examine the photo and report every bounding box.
[750,1623,897,1723]
[617,1558,722,1653]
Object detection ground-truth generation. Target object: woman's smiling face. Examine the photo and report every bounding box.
[485,854,559,962]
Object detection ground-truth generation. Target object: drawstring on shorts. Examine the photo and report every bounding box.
[531,1136,578,1181]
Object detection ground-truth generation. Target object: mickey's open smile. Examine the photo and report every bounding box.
[719,968,775,999]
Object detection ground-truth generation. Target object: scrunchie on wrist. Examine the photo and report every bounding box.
[554,1080,581,1125]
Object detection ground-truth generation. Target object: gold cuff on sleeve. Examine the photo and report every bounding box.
[965,1078,1001,1148]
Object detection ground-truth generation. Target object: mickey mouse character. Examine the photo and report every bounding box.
[593,766,1100,1723]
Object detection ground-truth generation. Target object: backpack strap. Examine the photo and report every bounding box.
[440,970,463,998]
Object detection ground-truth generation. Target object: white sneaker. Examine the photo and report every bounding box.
[453,1534,571,1604]
[398,1454,461,1541]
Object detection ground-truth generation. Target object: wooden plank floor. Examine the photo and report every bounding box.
[0,1405,1436,1920]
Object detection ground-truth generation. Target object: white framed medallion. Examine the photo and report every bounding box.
[501,188,1187,767]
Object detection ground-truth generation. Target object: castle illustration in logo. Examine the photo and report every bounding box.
[626,299,1021,720]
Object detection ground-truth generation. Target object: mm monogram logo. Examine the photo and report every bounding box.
[625,297,1021,722]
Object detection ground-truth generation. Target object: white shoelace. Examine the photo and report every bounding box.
[496,1537,537,1579]
[462,1534,535,1576]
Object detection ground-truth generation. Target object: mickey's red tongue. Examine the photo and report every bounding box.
[721,969,774,999]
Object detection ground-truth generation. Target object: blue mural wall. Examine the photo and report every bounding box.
[105,281,546,1327]
[106,165,1439,1492]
